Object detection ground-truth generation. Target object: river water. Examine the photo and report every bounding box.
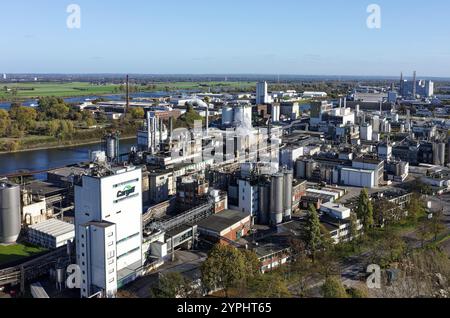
[0,138,137,178]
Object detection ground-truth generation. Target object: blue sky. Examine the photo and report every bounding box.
[1,0,450,76]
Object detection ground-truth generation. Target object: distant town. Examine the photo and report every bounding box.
[0,72,449,299]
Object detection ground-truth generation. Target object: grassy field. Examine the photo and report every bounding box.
[0,243,47,265]
[0,82,119,100]
[0,81,257,100]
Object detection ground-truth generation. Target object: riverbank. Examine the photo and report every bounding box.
[0,135,136,155]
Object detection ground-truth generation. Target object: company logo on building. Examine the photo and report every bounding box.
[117,185,136,198]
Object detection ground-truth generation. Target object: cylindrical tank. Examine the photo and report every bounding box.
[105,134,119,161]
[0,182,21,244]
[283,170,293,220]
[270,174,284,225]
[56,266,65,284]
[305,160,317,180]
[258,184,270,225]
[296,160,306,179]
[438,143,446,166]
[222,106,234,125]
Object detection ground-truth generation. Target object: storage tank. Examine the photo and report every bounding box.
[104,133,120,162]
[221,106,234,125]
[296,160,306,179]
[0,182,21,244]
[258,184,270,225]
[305,160,317,180]
[283,170,293,220]
[270,174,284,225]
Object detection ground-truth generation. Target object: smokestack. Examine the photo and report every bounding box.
[169,117,173,142]
[205,106,209,137]
[412,71,417,98]
[159,118,163,150]
[126,75,130,115]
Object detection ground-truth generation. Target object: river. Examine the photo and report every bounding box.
[0,138,137,178]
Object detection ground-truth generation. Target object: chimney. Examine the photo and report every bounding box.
[125,75,129,115]
[412,71,417,98]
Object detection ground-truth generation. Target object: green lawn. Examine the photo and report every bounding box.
[0,243,47,266]
[0,81,257,100]
[0,82,119,100]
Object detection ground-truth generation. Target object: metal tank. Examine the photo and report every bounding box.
[305,160,317,180]
[270,173,284,225]
[283,170,293,221]
[104,133,120,162]
[0,182,21,244]
[221,106,234,125]
[258,183,270,225]
[296,160,306,179]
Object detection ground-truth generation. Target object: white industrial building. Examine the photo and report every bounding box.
[302,91,327,98]
[360,123,373,141]
[237,179,259,217]
[27,218,75,249]
[320,202,351,220]
[74,165,143,298]
[340,168,375,188]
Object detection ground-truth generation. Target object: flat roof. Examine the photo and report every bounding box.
[321,202,351,213]
[197,210,250,233]
[29,219,75,237]
[24,181,66,196]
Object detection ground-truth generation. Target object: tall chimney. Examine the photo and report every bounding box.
[205,106,209,137]
[125,75,130,115]
[412,71,417,98]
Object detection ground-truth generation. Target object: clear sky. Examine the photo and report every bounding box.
[1,0,450,77]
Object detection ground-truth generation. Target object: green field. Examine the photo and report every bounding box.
[0,82,119,100]
[0,81,257,101]
[0,243,47,265]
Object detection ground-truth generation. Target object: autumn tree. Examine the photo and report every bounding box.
[321,276,348,298]
[0,109,11,137]
[151,272,194,298]
[201,244,259,297]
[356,189,374,232]
[304,204,322,262]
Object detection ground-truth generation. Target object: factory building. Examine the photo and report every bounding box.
[0,181,21,244]
[27,218,75,249]
[74,165,143,298]
[197,209,251,245]
[340,168,376,188]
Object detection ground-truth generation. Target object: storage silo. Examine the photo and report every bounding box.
[295,160,306,179]
[283,170,293,221]
[258,183,270,225]
[270,173,284,225]
[0,182,21,244]
[221,106,234,125]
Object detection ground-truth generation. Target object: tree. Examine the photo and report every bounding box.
[201,244,246,297]
[14,106,37,131]
[246,273,291,298]
[406,194,425,224]
[151,272,194,298]
[349,212,359,251]
[0,109,11,137]
[129,107,145,120]
[321,276,348,298]
[429,209,445,242]
[356,189,374,232]
[346,286,369,298]
[37,97,69,120]
[304,204,322,262]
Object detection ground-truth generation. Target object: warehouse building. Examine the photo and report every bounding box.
[197,209,251,245]
[27,218,75,249]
